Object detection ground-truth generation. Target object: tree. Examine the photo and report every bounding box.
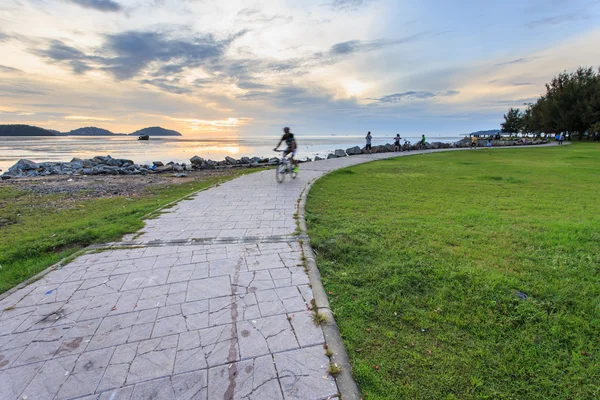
[500,66,600,138]
[501,108,523,135]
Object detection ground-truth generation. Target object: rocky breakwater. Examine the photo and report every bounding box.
[1,154,281,180]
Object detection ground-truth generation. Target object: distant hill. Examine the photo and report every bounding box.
[0,124,57,136]
[129,126,182,137]
[67,127,115,136]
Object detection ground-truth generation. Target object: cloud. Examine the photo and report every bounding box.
[330,0,373,11]
[235,8,292,25]
[512,82,532,86]
[66,0,123,12]
[494,58,530,67]
[525,13,581,28]
[65,115,115,121]
[32,30,245,80]
[329,34,429,56]
[0,65,23,73]
[140,78,193,94]
[372,90,460,103]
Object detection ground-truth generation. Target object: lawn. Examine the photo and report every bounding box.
[306,143,600,399]
[0,170,253,294]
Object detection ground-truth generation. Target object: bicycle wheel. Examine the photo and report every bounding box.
[275,163,286,183]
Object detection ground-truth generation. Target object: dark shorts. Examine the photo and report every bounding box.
[366,144,372,150]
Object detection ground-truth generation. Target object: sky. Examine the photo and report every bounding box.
[1,0,600,137]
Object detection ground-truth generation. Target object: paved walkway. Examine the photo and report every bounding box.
[0,146,554,399]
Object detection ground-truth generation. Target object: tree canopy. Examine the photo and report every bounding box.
[501,67,600,137]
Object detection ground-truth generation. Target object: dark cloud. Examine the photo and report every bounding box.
[67,0,123,12]
[372,90,459,103]
[512,82,532,86]
[525,13,581,28]
[0,65,23,73]
[494,58,530,67]
[236,81,271,90]
[32,30,245,80]
[0,31,11,42]
[140,78,192,94]
[329,33,432,56]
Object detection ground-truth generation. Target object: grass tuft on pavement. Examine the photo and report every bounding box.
[306,143,600,399]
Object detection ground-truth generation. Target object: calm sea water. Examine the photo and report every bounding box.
[0,135,461,172]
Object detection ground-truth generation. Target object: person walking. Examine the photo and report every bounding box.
[365,131,372,154]
[559,132,564,145]
[393,134,401,152]
[471,135,478,149]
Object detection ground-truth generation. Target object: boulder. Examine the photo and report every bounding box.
[334,149,347,157]
[268,157,279,165]
[346,146,361,155]
[314,156,324,161]
[8,159,38,172]
[153,161,164,167]
[240,157,251,164]
[119,159,134,166]
[106,158,120,167]
[155,165,173,172]
[225,156,238,165]
[327,153,337,159]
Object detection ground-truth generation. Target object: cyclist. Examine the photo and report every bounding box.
[274,127,298,174]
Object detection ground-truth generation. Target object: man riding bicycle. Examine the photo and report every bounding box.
[274,127,298,174]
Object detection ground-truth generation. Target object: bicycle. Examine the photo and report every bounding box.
[274,150,297,183]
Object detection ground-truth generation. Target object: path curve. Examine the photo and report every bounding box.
[0,144,556,400]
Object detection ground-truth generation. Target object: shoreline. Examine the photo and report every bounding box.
[0,137,550,179]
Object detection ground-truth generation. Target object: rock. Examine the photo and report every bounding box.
[8,159,38,172]
[259,158,270,164]
[314,156,324,161]
[155,165,173,172]
[250,157,262,163]
[119,159,134,166]
[173,165,184,172]
[268,157,279,165]
[327,153,337,159]
[190,155,205,165]
[106,158,121,167]
[153,161,164,167]
[225,156,238,165]
[71,157,83,163]
[185,164,193,171]
[334,149,347,157]
[346,146,361,155]
[240,157,251,164]
[172,173,188,178]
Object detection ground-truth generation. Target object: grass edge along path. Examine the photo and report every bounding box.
[0,169,256,294]
[306,143,600,400]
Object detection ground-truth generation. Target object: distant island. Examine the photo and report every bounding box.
[128,126,182,137]
[465,129,501,136]
[0,124,57,136]
[0,124,182,137]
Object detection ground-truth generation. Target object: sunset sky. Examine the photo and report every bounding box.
[1,0,600,137]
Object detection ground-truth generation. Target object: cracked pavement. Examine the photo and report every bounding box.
[0,152,416,399]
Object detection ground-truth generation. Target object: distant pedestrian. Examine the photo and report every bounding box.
[471,135,478,149]
[555,133,560,142]
[393,134,401,152]
[365,132,372,154]
[487,136,492,147]
[421,134,426,147]
[559,132,564,145]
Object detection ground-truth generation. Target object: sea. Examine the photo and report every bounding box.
[0,135,462,172]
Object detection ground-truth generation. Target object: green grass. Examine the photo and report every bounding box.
[306,143,600,399]
[0,170,252,294]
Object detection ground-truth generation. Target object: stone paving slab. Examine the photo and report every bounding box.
[0,148,554,399]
